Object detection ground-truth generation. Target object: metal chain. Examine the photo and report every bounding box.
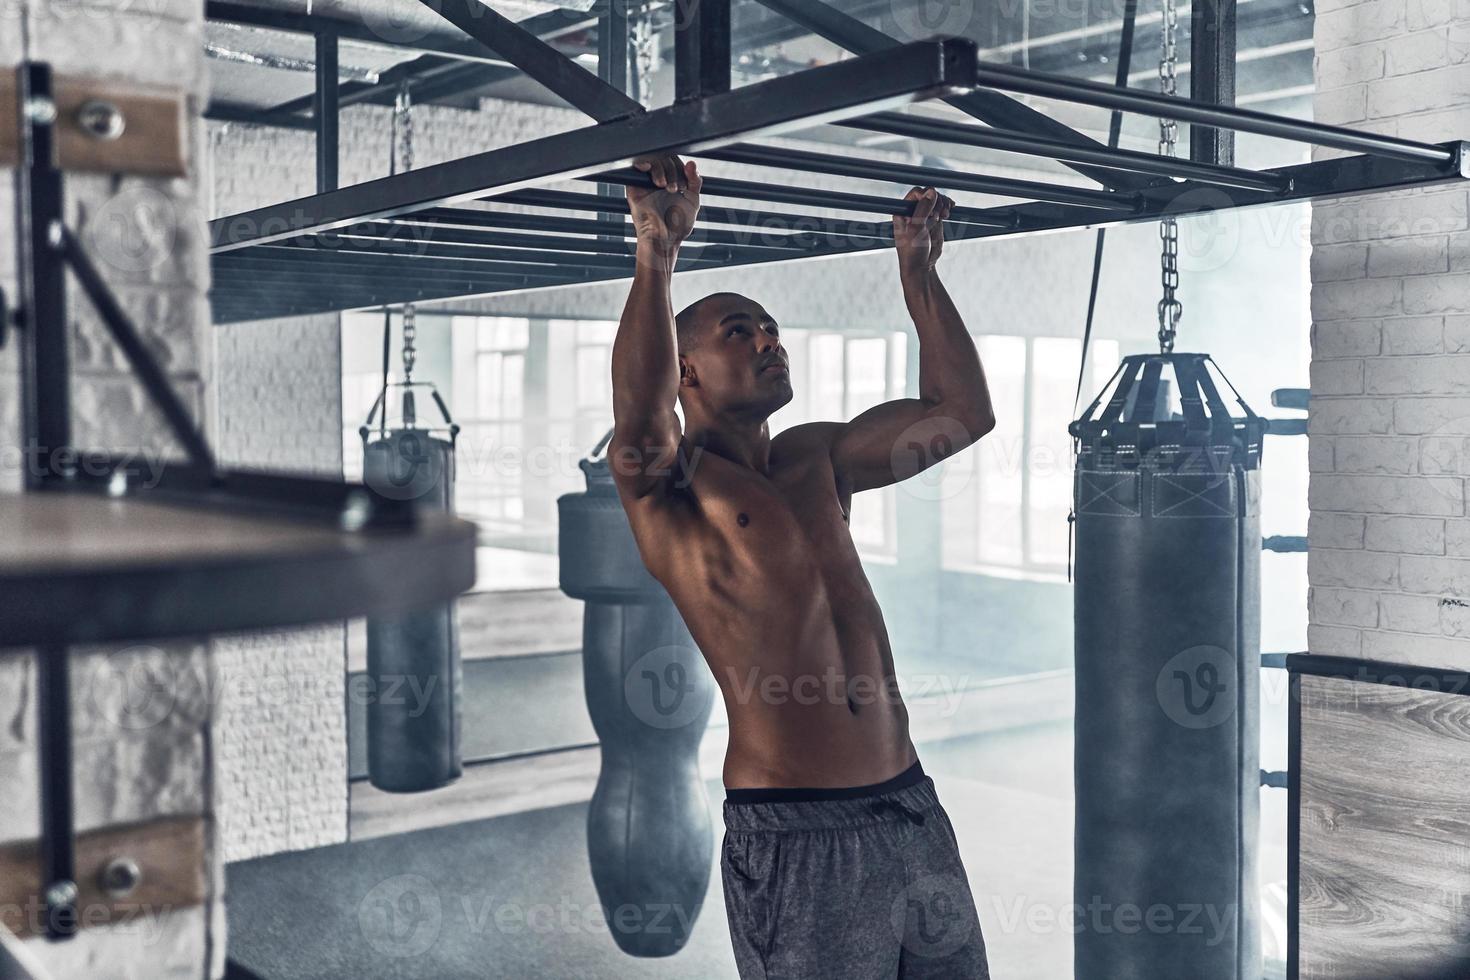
[392,80,414,175]
[1157,0,1182,354]
[631,7,659,105]
[392,81,417,381]
[401,304,417,382]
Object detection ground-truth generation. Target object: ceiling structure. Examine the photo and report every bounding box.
[205,0,1315,130]
[201,0,1465,325]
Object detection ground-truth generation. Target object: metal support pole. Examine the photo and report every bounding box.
[675,0,730,101]
[15,63,71,490]
[597,0,629,96]
[967,60,1451,165]
[1191,0,1237,166]
[36,647,77,940]
[839,112,1284,192]
[315,32,340,193]
[692,145,1141,210]
[597,2,629,242]
[588,169,1020,226]
[465,190,901,240]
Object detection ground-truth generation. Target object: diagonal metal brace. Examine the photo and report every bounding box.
[418,0,643,123]
[59,228,217,473]
[752,0,1155,193]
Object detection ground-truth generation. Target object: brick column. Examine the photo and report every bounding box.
[0,0,222,976]
[1308,0,1470,669]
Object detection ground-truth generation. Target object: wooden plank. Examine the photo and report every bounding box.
[1,493,477,648]
[1297,674,1470,979]
[0,71,186,176]
[0,816,207,940]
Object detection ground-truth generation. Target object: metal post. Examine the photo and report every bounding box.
[15,63,71,489]
[35,647,77,940]
[965,61,1451,165]
[675,0,731,101]
[597,2,629,241]
[1191,0,1237,166]
[837,112,1285,192]
[315,32,340,193]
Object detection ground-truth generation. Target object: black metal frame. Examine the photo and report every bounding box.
[204,0,1470,324]
[9,61,431,943]
[204,0,607,128]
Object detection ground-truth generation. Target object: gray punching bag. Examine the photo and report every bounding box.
[1069,353,1264,980]
[558,433,715,958]
[361,377,463,793]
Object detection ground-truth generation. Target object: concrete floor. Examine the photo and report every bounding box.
[228,719,1288,979]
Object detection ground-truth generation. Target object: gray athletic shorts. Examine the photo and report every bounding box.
[720,767,990,979]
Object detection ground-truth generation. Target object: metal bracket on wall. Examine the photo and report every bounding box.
[7,60,460,944]
[0,70,185,176]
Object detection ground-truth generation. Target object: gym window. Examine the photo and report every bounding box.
[941,334,1120,579]
[344,314,911,560]
[775,328,909,561]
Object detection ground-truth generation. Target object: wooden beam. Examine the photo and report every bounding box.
[0,71,186,177]
[0,816,208,940]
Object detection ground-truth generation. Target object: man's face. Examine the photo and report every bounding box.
[681,294,793,418]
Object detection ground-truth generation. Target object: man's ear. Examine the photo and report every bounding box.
[678,354,697,388]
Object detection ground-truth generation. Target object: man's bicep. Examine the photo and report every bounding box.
[832,398,975,493]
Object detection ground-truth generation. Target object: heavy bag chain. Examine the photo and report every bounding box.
[632,7,660,104]
[392,81,417,382]
[1157,0,1183,354]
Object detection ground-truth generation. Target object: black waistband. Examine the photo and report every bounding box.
[724,760,926,805]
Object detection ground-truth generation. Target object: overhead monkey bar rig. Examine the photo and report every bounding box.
[207,0,1470,324]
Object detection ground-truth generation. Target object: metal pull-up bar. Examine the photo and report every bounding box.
[206,11,1468,325]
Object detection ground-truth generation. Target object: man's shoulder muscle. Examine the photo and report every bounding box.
[770,421,843,462]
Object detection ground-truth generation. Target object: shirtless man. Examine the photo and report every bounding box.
[610,154,995,979]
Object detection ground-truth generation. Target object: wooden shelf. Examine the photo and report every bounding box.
[1,492,477,648]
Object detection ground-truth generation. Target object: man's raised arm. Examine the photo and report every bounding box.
[830,185,997,493]
[609,156,702,501]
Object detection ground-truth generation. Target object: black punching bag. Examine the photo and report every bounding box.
[558,434,714,958]
[361,385,463,793]
[1070,353,1264,980]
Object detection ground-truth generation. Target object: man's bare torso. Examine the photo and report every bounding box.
[630,422,918,790]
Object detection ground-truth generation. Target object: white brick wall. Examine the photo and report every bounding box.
[1309,0,1470,669]
[0,0,222,974]
[212,314,348,863]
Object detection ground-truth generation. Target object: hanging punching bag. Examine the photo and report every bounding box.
[360,344,464,793]
[558,433,714,958]
[1070,353,1265,980]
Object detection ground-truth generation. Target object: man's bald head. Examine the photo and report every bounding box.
[675,291,747,354]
